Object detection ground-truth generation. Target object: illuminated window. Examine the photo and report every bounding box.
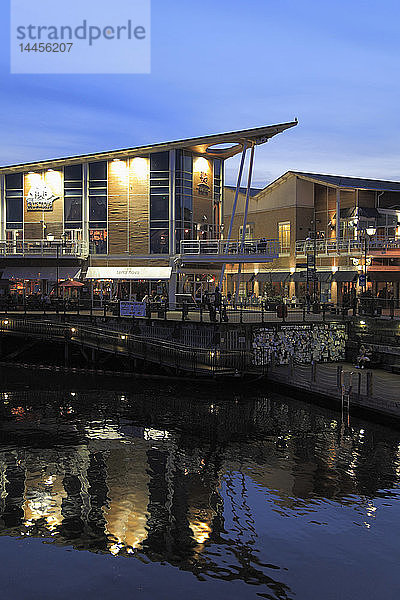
[89,229,107,254]
[278,221,290,253]
[239,224,253,240]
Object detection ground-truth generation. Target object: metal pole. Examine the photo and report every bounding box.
[218,143,248,289]
[236,145,255,300]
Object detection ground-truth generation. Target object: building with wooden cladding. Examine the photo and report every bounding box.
[0,122,297,298]
[224,171,400,303]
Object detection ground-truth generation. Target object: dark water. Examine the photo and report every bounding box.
[0,368,399,600]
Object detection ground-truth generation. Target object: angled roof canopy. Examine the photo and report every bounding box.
[0,121,298,174]
[292,171,400,192]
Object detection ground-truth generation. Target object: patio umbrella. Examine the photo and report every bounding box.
[58,280,85,288]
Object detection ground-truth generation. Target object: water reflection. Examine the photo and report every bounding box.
[0,383,399,599]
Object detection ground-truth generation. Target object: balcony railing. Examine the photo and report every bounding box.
[180,238,279,258]
[0,240,88,258]
[295,236,400,256]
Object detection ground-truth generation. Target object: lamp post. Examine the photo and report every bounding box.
[308,217,321,302]
[362,227,376,293]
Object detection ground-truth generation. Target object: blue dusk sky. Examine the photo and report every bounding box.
[0,0,399,187]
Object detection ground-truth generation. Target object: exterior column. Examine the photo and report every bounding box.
[336,188,340,240]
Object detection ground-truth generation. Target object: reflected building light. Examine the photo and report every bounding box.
[85,423,128,440]
[143,428,171,441]
[190,520,211,545]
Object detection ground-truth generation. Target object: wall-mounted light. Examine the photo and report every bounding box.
[331,266,338,273]
[131,157,148,180]
[290,267,295,274]
[194,157,210,173]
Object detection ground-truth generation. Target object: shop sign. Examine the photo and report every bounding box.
[197,172,210,196]
[120,301,146,317]
[27,184,59,211]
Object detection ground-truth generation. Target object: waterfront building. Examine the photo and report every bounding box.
[224,172,400,302]
[0,122,296,303]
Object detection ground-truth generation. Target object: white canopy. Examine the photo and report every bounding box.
[85,266,172,280]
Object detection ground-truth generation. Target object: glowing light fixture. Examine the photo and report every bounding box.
[332,266,338,273]
[194,157,209,173]
[131,157,148,179]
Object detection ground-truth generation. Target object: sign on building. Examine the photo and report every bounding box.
[120,301,147,317]
[26,184,59,211]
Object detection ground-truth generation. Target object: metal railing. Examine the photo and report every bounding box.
[0,318,251,375]
[267,360,400,419]
[0,239,88,257]
[180,238,279,257]
[295,236,400,256]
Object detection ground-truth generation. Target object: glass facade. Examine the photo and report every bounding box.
[89,161,107,254]
[1,149,223,257]
[150,152,170,254]
[64,164,83,229]
[213,159,222,234]
[175,150,193,251]
[5,173,23,230]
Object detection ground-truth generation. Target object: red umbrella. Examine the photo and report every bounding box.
[58,280,85,288]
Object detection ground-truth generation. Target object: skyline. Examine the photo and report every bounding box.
[1,0,399,187]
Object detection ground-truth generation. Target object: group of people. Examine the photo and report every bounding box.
[203,287,228,322]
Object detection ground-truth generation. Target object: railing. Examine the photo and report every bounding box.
[295,236,400,256]
[0,318,251,375]
[267,361,400,419]
[0,240,88,257]
[180,238,279,257]
[0,297,397,323]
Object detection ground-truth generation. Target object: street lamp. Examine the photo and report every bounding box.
[362,227,376,293]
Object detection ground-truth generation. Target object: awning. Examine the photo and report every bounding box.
[333,271,358,282]
[2,267,81,280]
[257,272,290,283]
[368,270,400,282]
[228,273,255,283]
[291,271,332,282]
[85,266,172,280]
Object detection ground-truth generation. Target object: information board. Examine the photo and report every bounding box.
[120,301,147,318]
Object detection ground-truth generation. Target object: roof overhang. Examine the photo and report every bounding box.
[0,121,298,174]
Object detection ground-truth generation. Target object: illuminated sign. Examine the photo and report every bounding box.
[26,184,59,211]
[197,172,210,196]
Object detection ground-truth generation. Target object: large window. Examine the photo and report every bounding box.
[213,159,222,232]
[89,161,107,231]
[5,173,23,230]
[278,221,291,253]
[175,150,193,251]
[150,152,170,254]
[64,164,83,229]
[89,229,107,254]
